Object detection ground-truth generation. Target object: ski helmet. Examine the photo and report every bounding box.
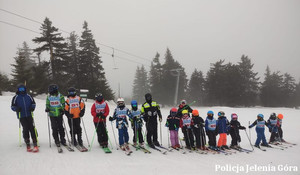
[207,110,214,116]
[131,100,138,109]
[257,114,264,119]
[117,97,125,107]
[180,99,187,105]
[192,109,199,116]
[182,109,188,115]
[17,84,26,94]
[170,107,177,116]
[270,112,276,119]
[277,114,284,120]
[218,111,225,117]
[145,93,152,102]
[95,93,103,102]
[68,87,76,96]
[48,84,58,95]
[231,113,238,120]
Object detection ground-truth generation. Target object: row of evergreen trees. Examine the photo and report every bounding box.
[1,17,114,99]
[132,52,300,107]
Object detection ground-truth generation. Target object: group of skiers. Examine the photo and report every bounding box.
[11,84,286,153]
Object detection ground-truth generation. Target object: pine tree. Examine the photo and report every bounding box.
[281,73,296,107]
[160,48,187,105]
[260,66,284,107]
[237,55,259,106]
[295,81,300,107]
[78,21,114,100]
[132,65,149,103]
[32,17,67,83]
[149,52,163,102]
[11,48,32,87]
[0,72,11,95]
[187,69,205,106]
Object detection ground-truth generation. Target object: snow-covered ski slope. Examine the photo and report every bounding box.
[0,93,299,175]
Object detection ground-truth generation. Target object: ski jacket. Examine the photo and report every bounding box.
[229,120,244,136]
[65,95,85,119]
[180,114,193,129]
[249,120,268,129]
[111,106,132,129]
[216,116,230,134]
[192,116,204,129]
[46,92,65,117]
[91,100,110,123]
[129,109,144,129]
[205,116,217,131]
[141,101,162,123]
[267,118,278,132]
[177,105,193,118]
[11,93,36,118]
[166,114,180,130]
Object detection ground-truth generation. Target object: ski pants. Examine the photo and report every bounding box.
[50,115,66,144]
[193,127,206,148]
[68,118,82,144]
[20,117,37,145]
[182,128,194,148]
[207,130,216,147]
[278,126,283,139]
[118,127,129,146]
[94,122,108,146]
[230,130,241,146]
[170,130,179,147]
[218,133,227,147]
[269,132,278,143]
[255,128,267,145]
[146,121,158,145]
[132,126,144,144]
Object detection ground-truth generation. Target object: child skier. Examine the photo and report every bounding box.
[191,109,206,150]
[216,111,230,150]
[64,87,85,147]
[165,108,180,149]
[205,110,218,150]
[180,110,195,150]
[267,113,278,144]
[109,98,132,151]
[276,114,285,142]
[45,84,66,147]
[91,93,110,148]
[249,114,271,148]
[229,113,246,149]
[129,100,144,147]
[11,84,38,152]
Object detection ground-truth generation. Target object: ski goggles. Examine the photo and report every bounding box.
[18,87,26,92]
[69,91,76,95]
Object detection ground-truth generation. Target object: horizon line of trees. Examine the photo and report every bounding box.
[132,52,300,107]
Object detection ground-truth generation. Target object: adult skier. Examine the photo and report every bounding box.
[141,93,162,148]
[177,99,193,119]
[11,84,38,152]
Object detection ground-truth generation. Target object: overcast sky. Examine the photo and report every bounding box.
[1,0,299,97]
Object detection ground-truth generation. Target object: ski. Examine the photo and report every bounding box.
[26,146,33,152]
[74,145,87,152]
[57,146,63,153]
[254,145,266,151]
[149,145,167,154]
[63,144,74,152]
[157,145,173,152]
[281,141,297,146]
[194,149,208,154]
[208,147,229,155]
[102,147,112,153]
[264,144,284,150]
[125,144,133,155]
[131,144,151,153]
[238,148,253,153]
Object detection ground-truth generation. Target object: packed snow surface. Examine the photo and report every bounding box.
[0,93,299,175]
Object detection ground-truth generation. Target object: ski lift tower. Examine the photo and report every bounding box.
[170,68,183,106]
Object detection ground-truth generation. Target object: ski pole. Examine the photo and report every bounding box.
[105,128,113,150]
[47,112,51,148]
[31,112,39,147]
[110,120,119,150]
[244,129,254,151]
[18,112,21,147]
[135,119,139,148]
[89,116,101,151]
[167,127,170,148]
[62,117,71,146]
[71,118,74,148]
[248,121,251,142]
[160,120,162,146]
[81,117,90,147]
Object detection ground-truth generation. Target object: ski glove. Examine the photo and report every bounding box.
[16,107,22,113]
[68,114,74,119]
[30,107,35,112]
[240,126,246,130]
[45,108,50,112]
[109,116,114,121]
[159,117,162,122]
[79,109,85,117]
